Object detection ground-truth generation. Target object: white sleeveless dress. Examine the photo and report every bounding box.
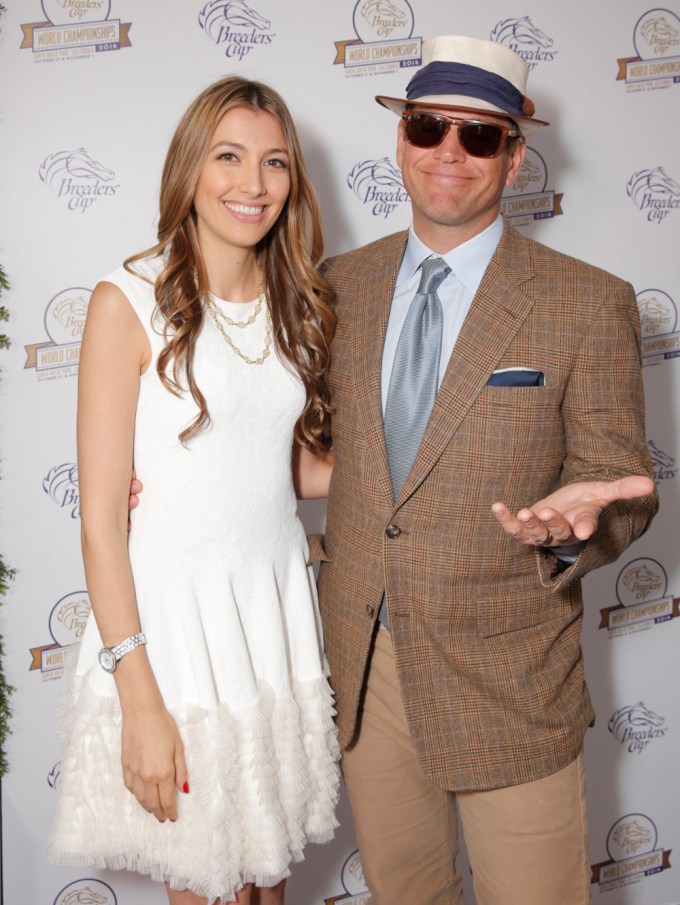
[48,255,340,903]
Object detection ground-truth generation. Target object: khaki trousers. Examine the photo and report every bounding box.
[341,627,592,905]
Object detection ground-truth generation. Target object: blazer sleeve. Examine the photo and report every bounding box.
[537,278,658,589]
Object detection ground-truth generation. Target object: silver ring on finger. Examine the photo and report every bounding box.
[539,530,553,547]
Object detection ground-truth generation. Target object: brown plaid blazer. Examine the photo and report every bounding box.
[312,221,658,792]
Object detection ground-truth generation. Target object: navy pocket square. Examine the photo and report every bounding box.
[486,368,546,387]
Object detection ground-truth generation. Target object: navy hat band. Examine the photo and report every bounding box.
[406,61,525,116]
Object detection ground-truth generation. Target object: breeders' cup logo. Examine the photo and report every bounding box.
[648,440,678,482]
[347,157,409,218]
[53,879,117,905]
[591,814,672,890]
[20,1,131,63]
[355,0,410,39]
[40,148,120,213]
[501,148,563,226]
[490,17,557,69]
[24,287,90,380]
[627,167,680,223]
[30,591,90,681]
[198,0,275,59]
[608,701,668,753]
[599,557,680,637]
[43,463,80,518]
[638,289,680,364]
[325,849,369,904]
[617,9,680,91]
[334,1,421,77]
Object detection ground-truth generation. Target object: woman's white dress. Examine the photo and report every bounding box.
[48,255,340,903]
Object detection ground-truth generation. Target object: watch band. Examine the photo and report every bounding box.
[111,632,147,660]
[98,632,146,673]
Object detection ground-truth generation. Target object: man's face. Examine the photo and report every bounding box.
[396,106,526,251]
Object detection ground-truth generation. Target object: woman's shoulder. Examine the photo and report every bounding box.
[94,253,167,330]
[98,254,168,316]
[100,253,165,294]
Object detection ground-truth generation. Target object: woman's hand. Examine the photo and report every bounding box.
[121,703,188,822]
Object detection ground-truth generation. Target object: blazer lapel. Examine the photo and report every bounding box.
[351,232,408,498]
[398,225,536,503]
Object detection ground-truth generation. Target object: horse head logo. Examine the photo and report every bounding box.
[360,0,406,25]
[627,167,680,206]
[491,16,553,49]
[647,440,675,469]
[60,887,110,905]
[622,562,663,599]
[640,15,680,54]
[608,701,665,741]
[612,819,654,856]
[57,596,91,639]
[347,157,404,201]
[52,294,89,337]
[39,149,114,192]
[638,293,674,334]
[43,463,79,517]
[199,0,270,41]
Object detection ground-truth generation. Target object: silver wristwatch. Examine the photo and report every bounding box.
[98,632,147,673]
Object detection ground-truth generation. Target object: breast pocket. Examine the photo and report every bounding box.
[466,385,563,459]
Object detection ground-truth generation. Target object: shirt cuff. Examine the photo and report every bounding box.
[551,541,586,563]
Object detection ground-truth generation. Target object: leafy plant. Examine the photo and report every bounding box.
[0,262,12,774]
[0,0,13,777]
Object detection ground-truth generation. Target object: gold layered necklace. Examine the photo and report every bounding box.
[203,263,272,366]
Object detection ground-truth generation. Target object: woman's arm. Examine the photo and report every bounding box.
[78,280,187,822]
[293,442,335,499]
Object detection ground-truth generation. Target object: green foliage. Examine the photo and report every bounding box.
[0,136,13,771]
[0,556,14,775]
[0,261,12,772]
[0,263,10,350]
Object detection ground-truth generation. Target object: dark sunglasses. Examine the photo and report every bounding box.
[402,112,520,158]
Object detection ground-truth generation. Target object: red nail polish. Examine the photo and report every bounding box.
[183,781,190,794]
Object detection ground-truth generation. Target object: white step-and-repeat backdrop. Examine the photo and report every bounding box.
[1,1,679,903]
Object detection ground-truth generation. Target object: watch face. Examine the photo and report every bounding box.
[98,648,117,673]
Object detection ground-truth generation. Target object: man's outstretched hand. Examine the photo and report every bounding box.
[491,476,655,548]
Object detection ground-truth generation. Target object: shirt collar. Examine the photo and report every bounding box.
[397,214,504,295]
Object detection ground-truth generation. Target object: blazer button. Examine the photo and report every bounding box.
[385,524,401,539]
[366,605,375,617]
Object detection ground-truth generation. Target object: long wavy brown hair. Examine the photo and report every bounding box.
[125,77,335,451]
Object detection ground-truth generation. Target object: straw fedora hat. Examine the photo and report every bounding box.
[376,35,549,137]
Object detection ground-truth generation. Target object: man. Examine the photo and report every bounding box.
[310,34,657,905]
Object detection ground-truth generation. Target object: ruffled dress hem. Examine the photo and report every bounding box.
[48,657,340,905]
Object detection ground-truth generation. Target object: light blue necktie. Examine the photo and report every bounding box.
[379,256,450,629]
[384,256,451,498]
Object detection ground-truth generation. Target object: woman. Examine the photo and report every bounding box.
[48,77,339,905]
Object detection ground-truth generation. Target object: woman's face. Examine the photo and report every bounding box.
[193,105,291,258]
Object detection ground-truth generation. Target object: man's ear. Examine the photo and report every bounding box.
[505,137,526,187]
[395,119,406,170]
